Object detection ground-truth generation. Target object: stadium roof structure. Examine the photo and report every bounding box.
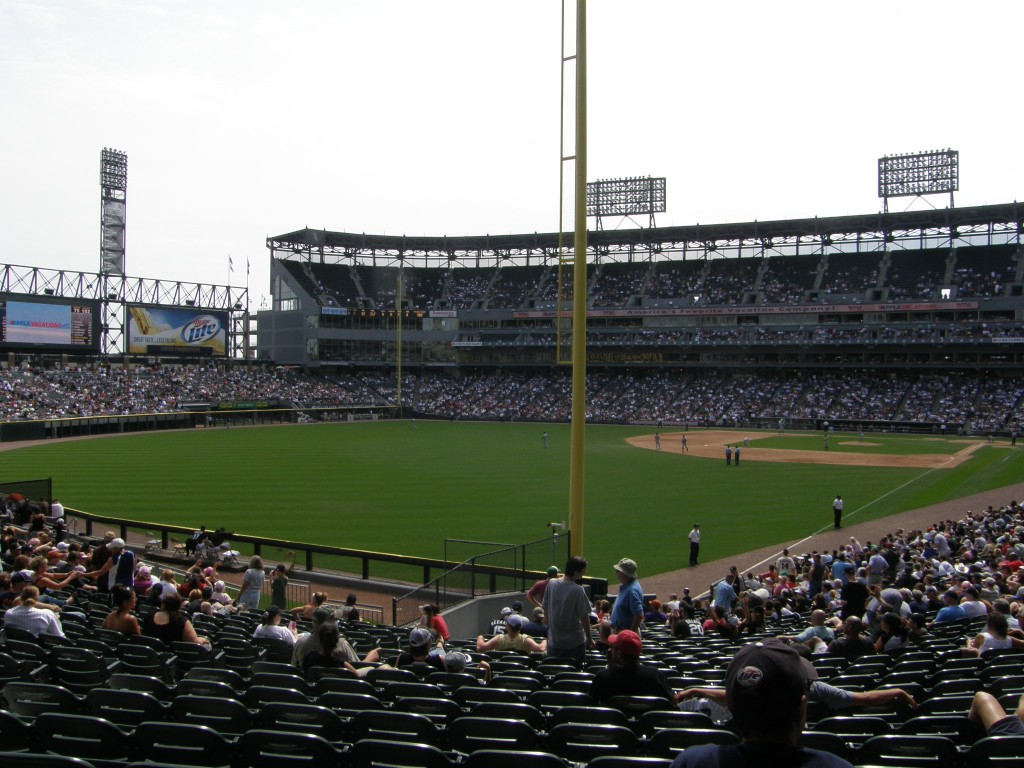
[269,202,1024,268]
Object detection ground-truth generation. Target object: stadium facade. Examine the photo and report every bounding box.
[262,203,1024,372]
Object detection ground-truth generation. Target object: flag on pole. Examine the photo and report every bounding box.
[229,255,234,273]
[246,257,250,276]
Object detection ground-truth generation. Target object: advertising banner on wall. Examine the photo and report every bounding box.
[126,305,228,356]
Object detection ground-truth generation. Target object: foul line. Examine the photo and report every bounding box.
[703,457,958,599]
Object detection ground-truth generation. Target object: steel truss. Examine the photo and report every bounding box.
[0,263,248,357]
[268,202,1024,270]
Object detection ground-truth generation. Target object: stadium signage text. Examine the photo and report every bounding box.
[587,351,665,363]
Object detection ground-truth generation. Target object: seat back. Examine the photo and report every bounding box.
[965,735,1024,768]
[237,728,341,768]
[461,750,569,768]
[446,716,540,753]
[646,727,738,759]
[170,694,252,736]
[392,696,464,727]
[548,705,631,730]
[257,702,347,742]
[347,739,455,768]
[858,734,959,767]
[349,710,441,746]
[546,722,642,762]
[635,709,715,736]
[2,682,81,720]
[0,710,32,752]
[249,671,312,696]
[316,691,385,717]
[469,701,546,730]
[34,713,131,763]
[133,721,235,767]
[85,688,166,731]
[106,673,173,702]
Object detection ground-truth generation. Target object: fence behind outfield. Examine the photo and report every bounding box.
[0,405,398,444]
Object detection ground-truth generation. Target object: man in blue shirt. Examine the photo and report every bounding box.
[831,552,854,586]
[713,572,738,618]
[931,589,967,625]
[610,558,644,632]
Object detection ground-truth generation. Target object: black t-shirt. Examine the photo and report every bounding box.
[826,635,875,661]
[591,663,674,703]
[840,581,869,620]
[390,651,445,672]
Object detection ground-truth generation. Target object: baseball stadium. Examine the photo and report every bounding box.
[4,7,1024,768]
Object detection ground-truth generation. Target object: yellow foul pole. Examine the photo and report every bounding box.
[396,272,402,410]
[568,0,587,558]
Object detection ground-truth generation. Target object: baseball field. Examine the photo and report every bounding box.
[3,420,1021,577]
[4,421,1019,577]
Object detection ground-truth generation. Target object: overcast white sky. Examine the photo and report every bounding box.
[2,1,1022,309]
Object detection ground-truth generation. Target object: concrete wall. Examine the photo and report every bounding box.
[441,592,528,641]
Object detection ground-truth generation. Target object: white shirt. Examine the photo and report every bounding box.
[50,502,64,520]
[689,528,700,544]
[253,623,296,646]
[3,603,66,638]
[961,599,988,618]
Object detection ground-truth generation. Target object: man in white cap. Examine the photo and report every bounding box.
[610,557,644,633]
[84,537,136,595]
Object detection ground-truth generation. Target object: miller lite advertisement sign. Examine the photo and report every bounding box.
[126,305,228,356]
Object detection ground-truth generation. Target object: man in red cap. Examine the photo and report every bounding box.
[590,629,676,703]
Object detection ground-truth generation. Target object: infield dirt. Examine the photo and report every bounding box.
[628,430,988,469]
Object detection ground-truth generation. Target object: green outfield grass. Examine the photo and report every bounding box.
[3,421,1023,577]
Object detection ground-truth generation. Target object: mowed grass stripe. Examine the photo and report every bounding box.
[3,422,1022,576]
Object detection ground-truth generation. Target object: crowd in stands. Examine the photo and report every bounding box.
[404,368,1023,433]
[2,364,1022,434]
[4,489,1024,764]
[301,245,1021,311]
[0,366,390,422]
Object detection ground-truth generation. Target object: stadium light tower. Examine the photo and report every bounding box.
[100,148,127,275]
[878,149,958,213]
[100,147,128,354]
[586,176,666,230]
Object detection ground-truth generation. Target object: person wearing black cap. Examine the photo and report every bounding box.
[671,639,854,768]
